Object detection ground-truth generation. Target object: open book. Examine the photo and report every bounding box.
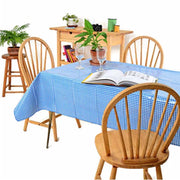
[82,69,158,86]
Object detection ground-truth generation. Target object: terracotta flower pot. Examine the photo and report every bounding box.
[90,49,106,65]
[8,47,20,56]
[90,50,99,64]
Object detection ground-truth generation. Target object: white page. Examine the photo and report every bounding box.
[86,69,124,84]
[122,71,157,84]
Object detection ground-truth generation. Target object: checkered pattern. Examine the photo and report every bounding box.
[14,60,180,145]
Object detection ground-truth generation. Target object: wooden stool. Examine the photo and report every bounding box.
[2,54,26,97]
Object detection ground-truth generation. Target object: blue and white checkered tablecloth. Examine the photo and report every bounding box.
[14,60,180,145]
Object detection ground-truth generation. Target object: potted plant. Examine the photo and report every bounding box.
[74,19,107,64]
[0,23,30,56]
[62,13,79,27]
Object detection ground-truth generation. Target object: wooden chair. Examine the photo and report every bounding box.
[18,37,81,147]
[95,83,180,180]
[123,36,164,68]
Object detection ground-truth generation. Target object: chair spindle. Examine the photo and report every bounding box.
[140,38,142,65]
[142,89,158,158]
[135,90,142,158]
[114,106,127,159]
[134,42,138,65]
[125,96,134,159]
[146,94,171,157]
[152,102,177,156]
[145,39,150,67]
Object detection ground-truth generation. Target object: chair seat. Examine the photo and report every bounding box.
[95,130,169,169]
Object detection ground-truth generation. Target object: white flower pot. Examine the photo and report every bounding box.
[67,18,78,27]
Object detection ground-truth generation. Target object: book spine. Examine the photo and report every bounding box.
[63,45,71,62]
[66,49,74,63]
[70,49,78,62]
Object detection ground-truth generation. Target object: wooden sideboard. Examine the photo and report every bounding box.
[50,26,133,66]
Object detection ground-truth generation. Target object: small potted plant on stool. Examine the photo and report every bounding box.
[0,23,30,56]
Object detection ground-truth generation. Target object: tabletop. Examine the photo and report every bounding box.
[50,26,133,35]
[14,60,180,145]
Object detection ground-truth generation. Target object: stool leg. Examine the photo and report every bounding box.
[8,59,12,90]
[2,59,9,97]
[17,59,26,92]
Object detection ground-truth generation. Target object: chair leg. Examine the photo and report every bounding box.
[52,112,58,141]
[156,165,163,180]
[143,168,152,180]
[23,118,29,131]
[75,118,81,128]
[143,168,147,179]
[95,158,105,180]
[110,166,117,180]
[46,112,53,148]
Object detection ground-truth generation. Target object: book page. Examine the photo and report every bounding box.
[119,71,157,85]
[83,69,124,85]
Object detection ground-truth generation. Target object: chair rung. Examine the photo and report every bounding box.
[28,114,61,128]
[28,120,57,128]
[29,120,49,128]
[40,114,62,124]
[55,114,62,118]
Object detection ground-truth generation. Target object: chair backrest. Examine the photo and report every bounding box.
[102,83,180,164]
[123,36,164,68]
[18,37,55,87]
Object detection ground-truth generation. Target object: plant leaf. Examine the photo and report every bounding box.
[75,32,89,37]
[75,37,86,44]
[84,19,93,31]
[103,39,107,43]
[81,34,93,46]
[84,19,94,34]
[99,32,107,39]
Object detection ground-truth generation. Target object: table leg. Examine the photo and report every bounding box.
[106,45,111,61]
[120,35,125,62]
[57,31,61,66]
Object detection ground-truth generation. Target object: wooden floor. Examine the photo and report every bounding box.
[0,64,180,180]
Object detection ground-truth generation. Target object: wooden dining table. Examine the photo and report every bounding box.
[14,60,180,146]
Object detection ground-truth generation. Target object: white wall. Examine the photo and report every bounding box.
[1,1,180,180]
[1,0,180,70]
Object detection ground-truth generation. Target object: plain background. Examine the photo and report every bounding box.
[1,0,180,179]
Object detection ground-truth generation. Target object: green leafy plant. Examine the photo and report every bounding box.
[75,19,107,50]
[62,13,79,23]
[0,23,30,47]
